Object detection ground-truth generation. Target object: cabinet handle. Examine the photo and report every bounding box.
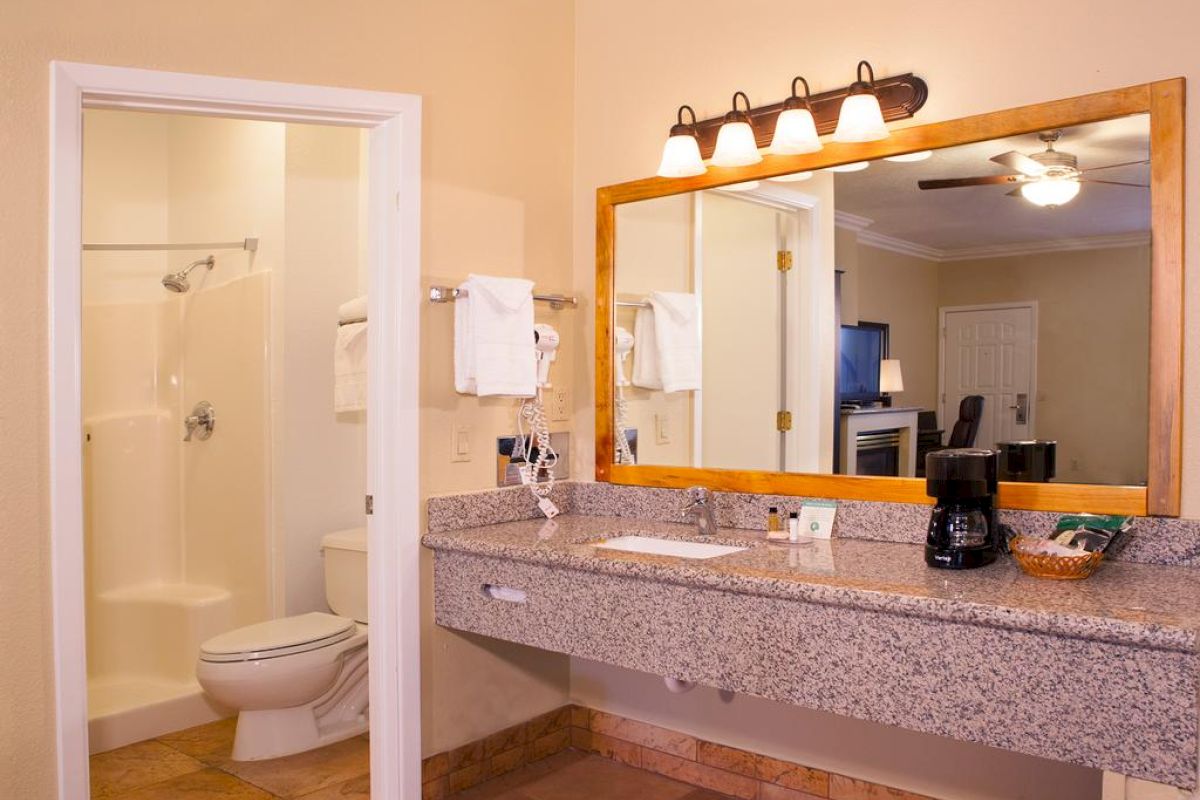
[481,584,528,603]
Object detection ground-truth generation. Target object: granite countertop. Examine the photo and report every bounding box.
[423,515,1200,653]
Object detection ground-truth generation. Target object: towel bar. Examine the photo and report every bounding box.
[428,285,577,309]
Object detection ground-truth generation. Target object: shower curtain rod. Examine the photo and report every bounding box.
[82,237,259,253]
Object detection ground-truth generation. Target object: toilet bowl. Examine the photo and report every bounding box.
[196,528,368,761]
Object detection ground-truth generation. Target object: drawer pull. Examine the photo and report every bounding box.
[482,584,528,603]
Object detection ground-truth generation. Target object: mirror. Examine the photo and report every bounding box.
[610,114,1153,489]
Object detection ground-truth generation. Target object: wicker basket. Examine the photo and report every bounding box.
[1010,535,1105,580]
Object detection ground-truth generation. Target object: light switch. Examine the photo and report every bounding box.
[655,413,671,445]
[451,424,472,462]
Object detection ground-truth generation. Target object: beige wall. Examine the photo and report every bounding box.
[854,243,942,413]
[571,1,1200,797]
[1,1,574,793]
[938,246,1151,485]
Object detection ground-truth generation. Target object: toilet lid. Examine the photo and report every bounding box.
[199,612,357,663]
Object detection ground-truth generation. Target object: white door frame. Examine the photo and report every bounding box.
[48,62,422,800]
[937,301,1039,438]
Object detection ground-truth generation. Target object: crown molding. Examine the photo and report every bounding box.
[835,210,1151,262]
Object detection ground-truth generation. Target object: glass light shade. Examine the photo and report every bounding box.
[884,150,932,163]
[833,92,890,143]
[768,107,822,155]
[1020,177,1081,208]
[769,171,814,183]
[879,359,904,393]
[828,161,869,173]
[711,121,762,167]
[721,180,761,192]
[657,134,706,178]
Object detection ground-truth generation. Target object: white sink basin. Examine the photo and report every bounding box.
[592,535,747,560]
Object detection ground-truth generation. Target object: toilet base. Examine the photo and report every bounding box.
[230,643,369,761]
[232,705,368,761]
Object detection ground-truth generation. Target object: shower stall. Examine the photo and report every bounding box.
[82,107,368,754]
[82,110,274,752]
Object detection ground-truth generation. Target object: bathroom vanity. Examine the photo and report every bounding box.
[424,505,1200,790]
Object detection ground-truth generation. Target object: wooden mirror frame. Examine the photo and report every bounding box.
[595,80,1184,516]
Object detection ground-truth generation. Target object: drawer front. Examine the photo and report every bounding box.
[433,550,1198,787]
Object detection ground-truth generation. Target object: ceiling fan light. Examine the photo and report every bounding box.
[1020,176,1081,207]
[769,171,814,183]
[656,105,707,178]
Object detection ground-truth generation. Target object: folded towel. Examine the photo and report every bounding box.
[649,291,701,393]
[454,274,536,397]
[334,321,368,412]
[338,295,367,323]
[631,307,662,390]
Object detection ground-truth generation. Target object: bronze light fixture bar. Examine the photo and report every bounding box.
[687,71,928,160]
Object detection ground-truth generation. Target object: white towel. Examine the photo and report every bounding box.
[649,291,701,393]
[631,306,662,390]
[338,295,367,323]
[454,274,536,397]
[334,321,368,412]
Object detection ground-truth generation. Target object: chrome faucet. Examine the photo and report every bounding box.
[183,400,216,442]
[681,486,719,536]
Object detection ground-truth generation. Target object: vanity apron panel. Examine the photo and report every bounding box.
[433,550,1199,788]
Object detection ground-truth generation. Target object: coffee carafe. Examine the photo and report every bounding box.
[925,448,1000,569]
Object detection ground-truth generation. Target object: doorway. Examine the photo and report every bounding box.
[938,302,1038,451]
[49,63,422,799]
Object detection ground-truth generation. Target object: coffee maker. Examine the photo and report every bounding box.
[925,448,1000,569]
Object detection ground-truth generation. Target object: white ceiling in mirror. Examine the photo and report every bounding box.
[828,114,1150,256]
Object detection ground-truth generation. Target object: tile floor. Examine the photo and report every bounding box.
[91,721,730,800]
[89,718,369,799]
[447,751,732,800]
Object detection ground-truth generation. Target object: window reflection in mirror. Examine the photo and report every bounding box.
[612,113,1150,487]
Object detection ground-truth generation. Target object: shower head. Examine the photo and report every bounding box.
[162,256,215,293]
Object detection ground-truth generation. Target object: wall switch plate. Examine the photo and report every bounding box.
[450,424,472,462]
[655,413,670,445]
[548,387,570,422]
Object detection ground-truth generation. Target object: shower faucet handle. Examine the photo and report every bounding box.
[183,400,216,442]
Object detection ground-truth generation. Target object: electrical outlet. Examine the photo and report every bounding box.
[549,387,570,422]
[655,413,671,445]
[450,424,472,462]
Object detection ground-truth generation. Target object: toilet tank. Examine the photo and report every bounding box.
[322,528,368,623]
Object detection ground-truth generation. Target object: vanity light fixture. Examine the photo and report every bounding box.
[769,171,814,183]
[1020,175,1081,208]
[833,61,891,143]
[656,105,707,178]
[721,180,762,192]
[769,77,822,156]
[711,92,763,167]
[828,161,870,173]
[885,150,933,163]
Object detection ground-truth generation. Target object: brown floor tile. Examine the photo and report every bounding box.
[218,734,370,798]
[112,767,274,799]
[640,750,758,800]
[452,752,721,800]
[758,755,829,795]
[588,710,698,760]
[90,739,205,799]
[157,717,238,764]
[297,772,371,798]
[829,773,932,800]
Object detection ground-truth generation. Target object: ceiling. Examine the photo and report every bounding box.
[822,114,1151,253]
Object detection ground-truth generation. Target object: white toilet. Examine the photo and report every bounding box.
[196,527,369,761]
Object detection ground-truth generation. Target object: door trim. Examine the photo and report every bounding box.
[937,301,1040,444]
[49,62,422,799]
